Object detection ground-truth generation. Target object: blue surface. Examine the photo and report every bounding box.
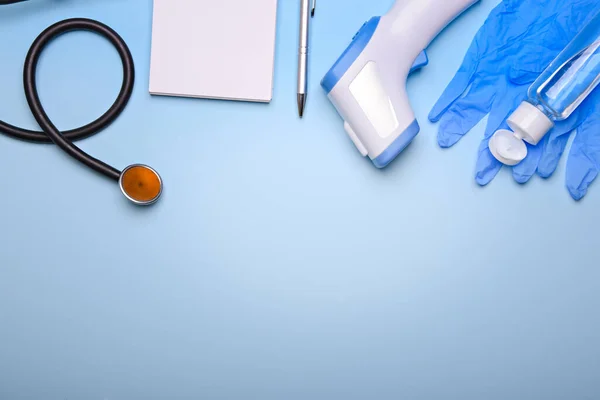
[0,1,599,399]
[373,120,420,169]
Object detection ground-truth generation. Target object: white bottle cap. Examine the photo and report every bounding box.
[489,129,528,166]
[506,101,554,145]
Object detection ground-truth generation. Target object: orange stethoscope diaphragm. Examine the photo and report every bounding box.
[119,165,163,206]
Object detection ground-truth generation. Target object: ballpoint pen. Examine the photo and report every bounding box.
[298,0,316,118]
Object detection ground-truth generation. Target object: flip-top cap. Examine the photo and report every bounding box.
[507,101,554,146]
[489,129,528,166]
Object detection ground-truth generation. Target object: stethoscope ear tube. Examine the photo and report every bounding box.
[0,18,162,205]
[23,18,131,181]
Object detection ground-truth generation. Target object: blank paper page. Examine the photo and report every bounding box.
[149,0,279,103]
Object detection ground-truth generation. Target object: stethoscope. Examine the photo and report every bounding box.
[0,1,163,205]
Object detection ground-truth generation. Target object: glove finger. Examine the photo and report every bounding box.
[512,138,547,183]
[566,113,600,201]
[476,145,504,186]
[475,109,512,186]
[475,85,527,186]
[536,117,582,178]
[437,79,496,148]
[428,50,479,123]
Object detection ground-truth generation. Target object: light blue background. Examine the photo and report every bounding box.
[1,0,599,399]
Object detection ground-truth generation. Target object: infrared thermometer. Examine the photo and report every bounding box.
[321,0,480,168]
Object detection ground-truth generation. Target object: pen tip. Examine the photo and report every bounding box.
[297,94,306,118]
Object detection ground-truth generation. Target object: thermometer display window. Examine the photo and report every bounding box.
[349,61,399,139]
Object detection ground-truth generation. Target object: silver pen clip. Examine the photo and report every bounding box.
[311,0,316,17]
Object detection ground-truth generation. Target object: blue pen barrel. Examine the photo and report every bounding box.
[532,11,600,120]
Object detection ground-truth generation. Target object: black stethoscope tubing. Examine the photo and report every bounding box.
[0,17,134,182]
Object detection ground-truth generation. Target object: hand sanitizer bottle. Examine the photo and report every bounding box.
[489,11,600,166]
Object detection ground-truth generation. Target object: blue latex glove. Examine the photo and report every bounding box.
[563,97,600,200]
[428,0,600,200]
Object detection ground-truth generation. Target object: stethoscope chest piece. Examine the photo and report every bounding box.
[119,164,163,206]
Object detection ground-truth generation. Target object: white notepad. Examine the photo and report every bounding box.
[149,0,279,103]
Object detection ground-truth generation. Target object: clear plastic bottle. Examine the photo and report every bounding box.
[490,11,600,166]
